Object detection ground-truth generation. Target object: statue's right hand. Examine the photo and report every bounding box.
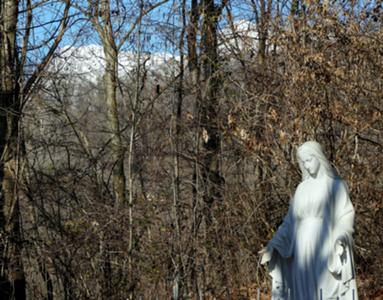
[258,246,273,265]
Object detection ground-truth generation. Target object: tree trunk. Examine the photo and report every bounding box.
[257,0,272,67]
[199,0,225,293]
[186,0,202,295]
[200,0,223,210]
[96,0,128,296]
[0,0,26,299]
[171,1,186,296]
[103,42,126,208]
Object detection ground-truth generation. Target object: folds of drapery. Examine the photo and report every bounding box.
[266,179,358,300]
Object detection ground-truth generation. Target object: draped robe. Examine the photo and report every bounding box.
[267,176,358,300]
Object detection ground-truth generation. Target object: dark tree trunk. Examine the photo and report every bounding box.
[200,0,223,212]
[0,0,26,299]
[199,0,226,294]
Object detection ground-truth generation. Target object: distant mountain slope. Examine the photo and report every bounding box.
[50,44,179,83]
[50,20,259,82]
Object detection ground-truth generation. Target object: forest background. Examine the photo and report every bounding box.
[0,0,382,299]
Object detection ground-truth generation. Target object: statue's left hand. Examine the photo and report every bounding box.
[335,240,344,256]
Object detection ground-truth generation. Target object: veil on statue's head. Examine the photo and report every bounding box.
[297,141,339,181]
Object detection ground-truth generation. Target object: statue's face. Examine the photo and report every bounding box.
[299,152,321,177]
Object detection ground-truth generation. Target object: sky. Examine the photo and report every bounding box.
[21,0,255,56]
[19,0,382,71]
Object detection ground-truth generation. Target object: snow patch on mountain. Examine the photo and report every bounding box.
[51,44,179,83]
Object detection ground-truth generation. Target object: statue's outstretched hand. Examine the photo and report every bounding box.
[259,247,273,265]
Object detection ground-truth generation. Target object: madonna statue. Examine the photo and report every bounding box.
[259,141,358,300]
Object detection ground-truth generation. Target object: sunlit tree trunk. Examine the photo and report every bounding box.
[94,1,127,297]
[99,0,127,209]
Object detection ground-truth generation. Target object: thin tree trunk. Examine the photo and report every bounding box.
[186,0,202,295]
[170,85,182,299]
[171,1,186,296]
[126,9,144,298]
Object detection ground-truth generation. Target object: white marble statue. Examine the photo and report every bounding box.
[259,141,358,300]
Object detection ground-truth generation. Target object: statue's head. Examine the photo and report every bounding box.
[297,141,339,180]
